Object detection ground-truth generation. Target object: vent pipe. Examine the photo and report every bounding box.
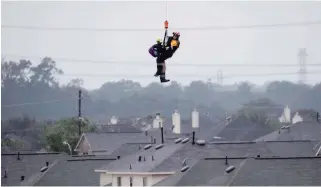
[225,156,228,165]
[192,131,195,145]
[17,152,20,160]
[46,161,49,167]
[4,170,7,178]
[160,122,164,144]
[21,176,25,181]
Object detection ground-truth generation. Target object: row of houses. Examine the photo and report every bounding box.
[2,108,321,186]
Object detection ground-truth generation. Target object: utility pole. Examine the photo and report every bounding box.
[78,89,82,137]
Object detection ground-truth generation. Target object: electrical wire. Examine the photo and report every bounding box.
[2,20,321,32]
[2,54,321,67]
[56,71,321,78]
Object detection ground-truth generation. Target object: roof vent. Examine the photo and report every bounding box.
[181,165,189,172]
[182,138,189,144]
[174,138,182,144]
[143,156,146,161]
[46,161,49,167]
[196,140,206,146]
[130,164,132,169]
[144,144,152,150]
[40,166,48,172]
[225,156,228,165]
[138,156,142,162]
[155,144,164,150]
[152,156,154,161]
[226,165,235,173]
[117,156,121,159]
[17,152,20,160]
[181,158,189,172]
[20,176,25,181]
[257,154,260,158]
[3,170,7,178]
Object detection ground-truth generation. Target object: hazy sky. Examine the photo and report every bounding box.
[2,1,321,89]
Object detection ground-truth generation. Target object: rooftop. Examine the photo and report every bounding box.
[1,152,65,186]
[156,156,321,186]
[256,121,321,142]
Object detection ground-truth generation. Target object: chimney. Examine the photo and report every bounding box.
[46,161,49,167]
[192,131,195,145]
[17,152,20,160]
[21,176,25,181]
[172,110,181,134]
[192,109,199,129]
[225,156,228,165]
[153,113,162,128]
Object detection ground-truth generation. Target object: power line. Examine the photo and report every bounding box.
[57,71,321,78]
[2,54,321,67]
[2,20,321,32]
[2,99,72,108]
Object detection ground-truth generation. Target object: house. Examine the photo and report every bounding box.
[1,152,66,186]
[74,132,153,155]
[95,130,319,187]
[256,121,321,142]
[155,156,321,186]
[1,142,154,186]
[214,115,274,142]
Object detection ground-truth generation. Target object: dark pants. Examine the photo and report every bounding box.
[155,50,173,78]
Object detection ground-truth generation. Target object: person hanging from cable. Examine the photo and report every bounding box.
[148,38,163,58]
[154,32,181,83]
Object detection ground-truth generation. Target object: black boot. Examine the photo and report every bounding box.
[160,73,170,83]
[154,65,162,77]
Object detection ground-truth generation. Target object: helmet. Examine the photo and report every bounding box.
[156,38,162,44]
[173,32,180,36]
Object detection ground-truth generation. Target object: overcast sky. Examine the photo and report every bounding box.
[2,1,321,89]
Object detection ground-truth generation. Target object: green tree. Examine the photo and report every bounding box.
[44,117,95,153]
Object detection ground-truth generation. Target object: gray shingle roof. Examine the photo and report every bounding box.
[97,124,142,133]
[34,156,116,186]
[256,121,321,141]
[154,140,318,186]
[83,132,152,153]
[1,153,65,186]
[156,156,321,186]
[215,116,274,141]
[98,143,185,172]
